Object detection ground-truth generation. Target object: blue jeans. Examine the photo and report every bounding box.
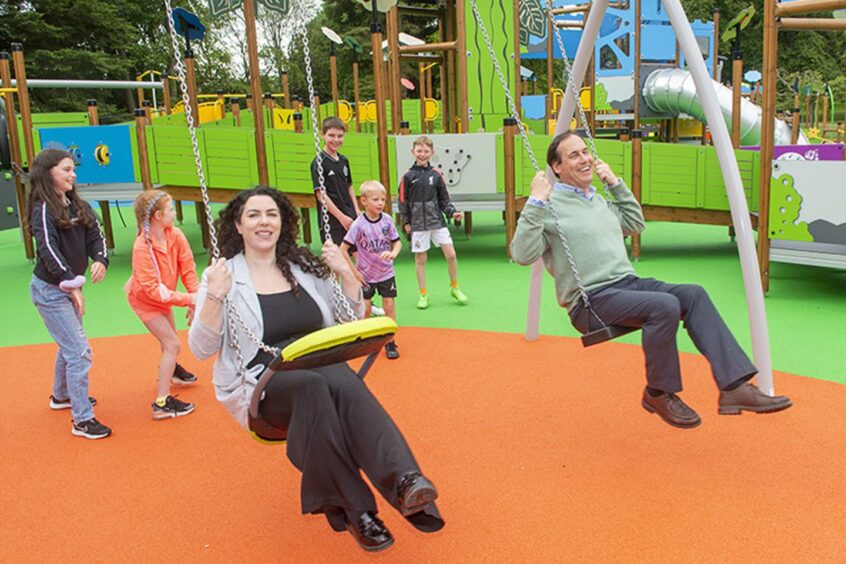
[29,276,95,423]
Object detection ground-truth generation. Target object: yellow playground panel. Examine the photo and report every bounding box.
[677,118,705,138]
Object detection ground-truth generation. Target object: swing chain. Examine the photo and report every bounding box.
[163,0,219,261]
[297,17,359,323]
[468,0,593,307]
[164,0,281,382]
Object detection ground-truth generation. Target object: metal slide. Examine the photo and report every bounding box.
[643,68,808,146]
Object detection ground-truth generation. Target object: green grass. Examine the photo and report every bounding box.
[2,203,843,385]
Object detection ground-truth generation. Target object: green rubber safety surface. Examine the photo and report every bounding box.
[1,204,843,384]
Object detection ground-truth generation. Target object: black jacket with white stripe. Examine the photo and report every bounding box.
[31,200,109,285]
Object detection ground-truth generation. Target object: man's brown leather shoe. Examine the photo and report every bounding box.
[719,383,792,415]
[642,388,701,428]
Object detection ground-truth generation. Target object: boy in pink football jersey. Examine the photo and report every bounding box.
[341,180,402,359]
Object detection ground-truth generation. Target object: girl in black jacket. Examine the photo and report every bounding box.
[27,148,111,439]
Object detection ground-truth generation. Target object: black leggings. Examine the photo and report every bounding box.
[260,362,439,530]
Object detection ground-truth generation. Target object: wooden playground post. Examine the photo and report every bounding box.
[445,1,457,132]
[136,75,144,108]
[388,6,403,133]
[313,93,321,125]
[425,65,434,133]
[161,73,172,115]
[142,100,152,125]
[731,49,742,148]
[630,0,642,260]
[419,63,426,134]
[10,44,35,166]
[369,7,392,206]
[352,58,361,132]
[822,91,829,130]
[243,0,269,185]
[293,111,303,133]
[758,0,778,292]
[134,109,153,191]
[455,0,469,132]
[329,44,340,118]
[513,0,522,121]
[264,93,275,129]
[280,70,290,109]
[184,50,200,126]
[791,91,801,144]
[231,98,242,126]
[503,118,517,258]
[546,7,554,134]
[439,4,450,133]
[0,50,33,259]
[217,89,225,119]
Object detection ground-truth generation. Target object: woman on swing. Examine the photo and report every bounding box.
[187,187,443,552]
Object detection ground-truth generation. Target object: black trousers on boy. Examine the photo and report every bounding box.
[568,275,757,393]
[259,362,442,531]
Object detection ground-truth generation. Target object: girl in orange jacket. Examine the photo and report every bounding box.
[127,190,200,420]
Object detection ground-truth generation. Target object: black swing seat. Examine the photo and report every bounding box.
[580,325,639,348]
[247,318,398,444]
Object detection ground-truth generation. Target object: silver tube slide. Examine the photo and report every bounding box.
[11,79,162,90]
[643,68,807,146]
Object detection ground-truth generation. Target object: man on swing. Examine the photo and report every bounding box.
[511,132,792,428]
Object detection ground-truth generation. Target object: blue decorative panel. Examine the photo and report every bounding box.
[37,125,136,184]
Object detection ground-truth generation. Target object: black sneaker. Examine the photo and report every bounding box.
[50,395,97,410]
[172,363,198,386]
[385,341,399,360]
[71,418,112,440]
[152,395,195,420]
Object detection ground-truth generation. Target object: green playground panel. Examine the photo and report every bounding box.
[203,127,260,189]
[266,130,381,196]
[642,143,760,211]
[146,125,200,186]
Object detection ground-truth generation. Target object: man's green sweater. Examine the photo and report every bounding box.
[510,180,646,311]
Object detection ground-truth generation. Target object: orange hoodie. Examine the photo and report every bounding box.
[127,226,199,310]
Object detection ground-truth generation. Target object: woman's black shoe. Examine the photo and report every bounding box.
[345,512,394,552]
[397,472,439,516]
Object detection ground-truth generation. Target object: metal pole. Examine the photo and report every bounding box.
[664,0,774,395]
[526,0,611,341]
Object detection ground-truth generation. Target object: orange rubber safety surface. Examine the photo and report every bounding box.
[2,327,845,562]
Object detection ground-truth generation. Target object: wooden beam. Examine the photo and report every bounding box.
[456,0,469,131]
[134,109,153,191]
[775,0,846,17]
[398,40,457,54]
[758,0,778,292]
[513,0,522,120]
[778,18,846,31]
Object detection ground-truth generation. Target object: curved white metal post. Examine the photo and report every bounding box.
[663,0,774,394]
[526,0,610,341]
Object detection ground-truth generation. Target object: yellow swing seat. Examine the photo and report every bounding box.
[248,317,398,444]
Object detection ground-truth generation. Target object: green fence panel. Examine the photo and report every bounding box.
[202,127,259,190]
[515,133,552,197]
[641,142,701,208]
[147,125,202,187]
[701,147,760,212]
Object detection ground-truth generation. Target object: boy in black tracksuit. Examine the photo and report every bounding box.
[398,136,467,309]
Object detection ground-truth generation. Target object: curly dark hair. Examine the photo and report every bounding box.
[217,186,330,290]
[26,148,98,233]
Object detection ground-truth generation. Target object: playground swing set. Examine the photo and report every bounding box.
[1,1,846,363]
